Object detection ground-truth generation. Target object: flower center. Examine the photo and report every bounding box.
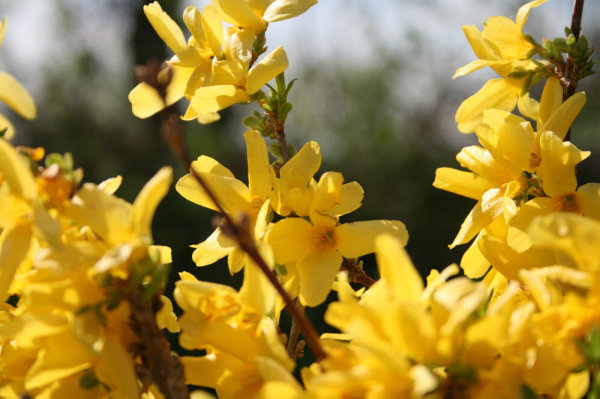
[311,225,337,251]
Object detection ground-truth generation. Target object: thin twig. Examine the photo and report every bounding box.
[286,299,304,358]
[341,259,376,288]
[564,0,585,141]
[189,167,327,361]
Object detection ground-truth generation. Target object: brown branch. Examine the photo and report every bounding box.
[127,289,189,399]
[341,259,376,288]
[286,299,304,358]
[563,0,586,141]
[188,167,327,362]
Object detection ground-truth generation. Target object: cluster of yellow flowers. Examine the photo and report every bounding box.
[1,0,599,398]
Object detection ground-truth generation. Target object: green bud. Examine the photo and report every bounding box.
[275,263,288,276]
[287,144,297,157]
[269,142,282,158]
[0,127,7,137]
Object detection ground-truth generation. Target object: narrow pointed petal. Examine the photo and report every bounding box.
[454,59,511,78]
[538,77,563,128]
[577,183,600,220]
[312,171,343,211]
[450,189,504,248]
[244,129,271,199]
[0,224,31,301]
[0,72,35,119]
[202,5,225,55]
[516,0,549,30]
[192,228,234,266]
[263,0,318,22]
[298,249,342,306]
[540,92,586,140]
[336,220,408,258]
[280,141,321,189]
[375,234,423,301]
[97,339,140,399]
[247,46,289,94]
[433,168,494,200]
[517,92,540,120]
[131,167,172,238]
[176,172,250,214]
[0,138,36,200]
[144,1,187,54]
[456,78,520,133]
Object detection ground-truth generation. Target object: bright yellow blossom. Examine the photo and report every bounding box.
[129,2,290,123]
[454,0,547,133]
[268,211,407,306]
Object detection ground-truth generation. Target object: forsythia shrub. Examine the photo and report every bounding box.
[0,0,598,398]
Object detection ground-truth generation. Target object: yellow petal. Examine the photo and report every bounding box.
[506,197,553,253]
[312,171,343,212]
[156,295,180,333]
[279,141,321,189]
[176,170,250,214]
[335,220,408,258]
[375,234,423,301]
[0,224,31,301]
[181,355,238,389]
[433,167,494,200]
[144,1,187,54]
[0,19,5,47]
[577,183,600,220]
[454,59,512,78]
[460,233,490,278]
[461,25,498,64]
[324,181,364,217]
[98,175,122,195]
[25,330,93,392]
[191,228,234,266]
[0,72,36,120]
[190,85,249,114]
[267,217,313,264]
[0,138,36,200]
[244,129,271,199]
[516,0,549,30]
[240,255,277,315]
[450,189,504,248]
[97,339,140,399]
[128,82,165,118]
[149,245,172,264]
[538,131,578,197]
[165,65,195,106]
[456,78,520,133]
[297,249,342,306]
[131,167,173,238]
[540,91,586,140]
[213,0,264,32]
[247,46,289,94]
[538,77,563,128]
[202,5,225,55]
[65,183,132,245]
[481,16,532,59]
[517,92,540,120]
[456,145,507,187]
[262,0,318,22]
[190,155,235,177]
[183,6,207,44]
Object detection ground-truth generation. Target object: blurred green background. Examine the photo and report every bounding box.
[1,0,599,367]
